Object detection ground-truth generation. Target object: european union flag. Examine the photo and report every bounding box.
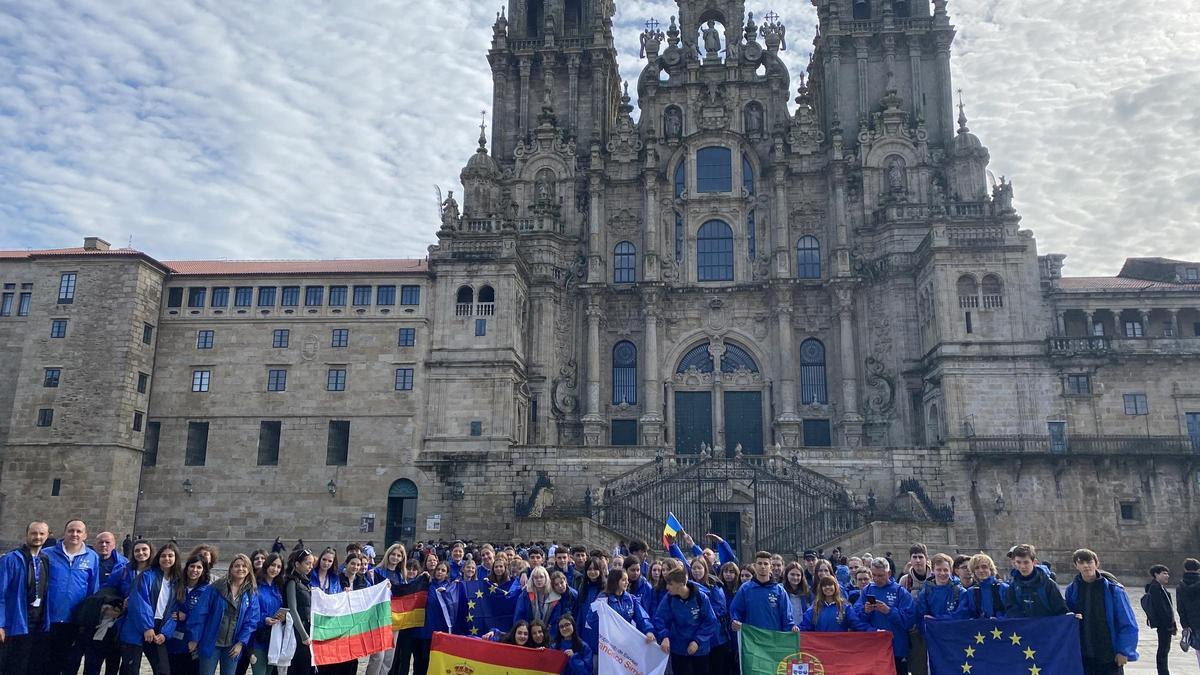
[926,616,1083,675]
[453,579,520,637]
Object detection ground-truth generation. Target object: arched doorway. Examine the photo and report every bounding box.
[671,340,765,456]
[386,479,418,547]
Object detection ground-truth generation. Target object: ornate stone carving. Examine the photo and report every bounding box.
[608,208,639,237]
[863,356,896,419]
[551,359,579,417]
[674,366,714,387]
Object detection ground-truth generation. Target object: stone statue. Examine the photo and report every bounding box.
[664,107,682,140]
[702,20,722,57]
[887,158,905,192]
[440,190,460,229]
[993,176,1015,211]
[745,104,763,136]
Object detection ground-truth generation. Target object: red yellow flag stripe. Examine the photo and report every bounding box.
[428,631,568,675]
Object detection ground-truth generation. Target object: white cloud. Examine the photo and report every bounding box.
[0,0,1195,276]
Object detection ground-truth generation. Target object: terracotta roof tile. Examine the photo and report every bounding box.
[0,246,145,259]
[1057,277,1198,293]
[163,258,429,276]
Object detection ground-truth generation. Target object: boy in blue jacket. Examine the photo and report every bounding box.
[1064,548,1138,675]
[653,568,718,675]
[0,522,52,675]
[853,558,916,675]
[953,553,1009,620]
[1005,544,1068,618]
[914,553,964,633]
[730,551,798,633]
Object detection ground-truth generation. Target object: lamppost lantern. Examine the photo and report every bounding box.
[327,479,338,496]
[182,478,193,495]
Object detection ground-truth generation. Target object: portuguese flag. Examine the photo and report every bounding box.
[428,631,568,675]
[391,575,429,631]
[739,623,894,675]
[311,583,393,666]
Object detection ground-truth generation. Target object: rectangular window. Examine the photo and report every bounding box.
[0,293,11,316]
[137,372,149,394]
[376,285,396,306]
[234,287,253,307]
[185,421,209,466]
[803,419,833,447]
[1188,268,1199,281]
[280,286,300,307]
[331,328,349,347]
[611,419,638,446]
[1092,322,1105,337]
[395,367,414,391]
[329,286,347,306]
[1048,421,1067,453]
[326,420,350,466]
[696,147,733,193]
[1065,374,1091,395]
[50,319,67,338]
[132,411,143,432]
[36,408,53,427]
[196,330,214,349]
[1123,393,1149,416]
[400,285,421,305]
[58,272,76,304]
[352,285,372,306]
[267,369,288,392]
[187,287,207,308]
[142,323,154,344]
[965,311,973,334]
[272,329,290,348]
[191,370,211,392]
[17,293,30,316]
[143,421,160,466]
[326,368,346,391]
[211,287,229,307]
[1164,322,1176,338]
[257,287,277,307]
[398,328,416,347]
[305,286,324,306]
[167,287,183,308]
[43,368,61,387]
[470,421,483,437]
[1124,320,1144,337]
[475,319,487,336]
[51,478,61,497]
[258,421,281,466]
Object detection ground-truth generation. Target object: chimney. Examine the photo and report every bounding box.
[83,237,111,251]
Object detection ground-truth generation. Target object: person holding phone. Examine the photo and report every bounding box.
[853,558,915,675]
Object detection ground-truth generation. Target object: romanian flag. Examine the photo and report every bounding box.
[391,575,429,631]
[739,623,894,675]
[310,583,393,666]
[428,631,568,675]
[662,512,684,549]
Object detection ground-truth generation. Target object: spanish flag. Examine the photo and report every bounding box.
[428,632,568,675]
[391,575,429,631]
[662,512,684,549]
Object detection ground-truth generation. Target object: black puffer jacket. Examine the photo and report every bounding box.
[1176,571,1200,630]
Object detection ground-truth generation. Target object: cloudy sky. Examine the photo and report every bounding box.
[0,0,1196,276]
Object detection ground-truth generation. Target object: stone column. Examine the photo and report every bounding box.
[1169,309,1180,337]
[643,171,659,281]
[640,292,664,445]
[772,166,790,278]
[1083,310,1094,336]
[834,286,863,447]
[908,41,923,121]
[518,58,532,133]
[1139,309,1151,337]
[825,37,842,128]
[935,32,954,146]
[774,302,802,447]
[710,341,726,453]
[582,296,606,445]
[854,37,869,114]
[567,55,580,133]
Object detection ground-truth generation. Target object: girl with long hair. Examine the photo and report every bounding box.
[190,554,260,675]
[800,576,857,631]
[250,554,286,675]
[547,571,577,640]
[579,569,655,659]
[108,539,154,596]
[782,561,811,620]
[118,542,181,675]
[574,557,606,626]
[689,556,732,672]
[283,549,316,675]
[365,544,404,675]
[551,615,592,675]
[514,566,560,627]
[166,555,210,675]
[499,621,531,646]
[527,620,549,649]
[310,548,342,594]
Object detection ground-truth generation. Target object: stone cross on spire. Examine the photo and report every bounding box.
[478,110,488,149]
[956,89,970,134]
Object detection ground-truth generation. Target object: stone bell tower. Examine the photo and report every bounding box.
[674,0,747,55]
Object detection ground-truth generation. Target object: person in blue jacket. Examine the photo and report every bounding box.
[852,557,916,675]
[686,557,730,667]
[580,568,656,658]
[0,521,52,675]
[653,569,718,675]
[1064,548,1138,674]
[548,571,578,641]
[310,548,342,595]
[1005,544,1069,618]
[730,551,798,633]
[188,554,260,675]
[118,542,183,675]
[166,553,210,675]
[249,554,286,675]
[623,557,654,612]
[514,565,561,628]
[914,553,964,634]
[801,576,859,632]
[45,518,102,675]
[952,553,1009,620]
[552,615,592,675]
[574,558,606,627]
[106,540,153,597]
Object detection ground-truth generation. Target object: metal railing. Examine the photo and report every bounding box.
[967,435,1199,455]
[1048,336,1111,354]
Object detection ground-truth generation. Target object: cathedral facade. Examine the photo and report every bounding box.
[3,0,1200,571]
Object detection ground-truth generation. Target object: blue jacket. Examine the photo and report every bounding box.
[581,593,653,655]
[0,547,51,636]
[551,637,592,675]
[548,586,579,640]
[118,569,179,647]
[252,582,285,648]
[45,542,100,624]
[576,582,604,626]
[514,588,562,626]
[953,576,1009,620]
[166,582,209,654]
[835,565,851,588]
[448,559,465,581]
[730,579,795,632]
[695,583,729,645]
[852,581,916,657]
[627,577,654,614]
[652,581,718,655]
[309,570,342,594]
[800,600,859,632]
[1065,573,1139,661]
[914,581,964,632]
[98,552,129,587]
[1006,567,1068,618]
[188,580,260,657]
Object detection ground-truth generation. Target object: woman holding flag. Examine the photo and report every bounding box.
[800,576,859,632]
[283,549,315,675]
[249,554,286,675]
[580,568,656,659]
[364,545,406,675]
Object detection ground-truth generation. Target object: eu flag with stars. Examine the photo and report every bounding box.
[926,616,1083,675]
[453,579,520,637]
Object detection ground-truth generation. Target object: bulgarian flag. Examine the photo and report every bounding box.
[428,631,567,675]
[310,583,393,666]
[739,623,894,675]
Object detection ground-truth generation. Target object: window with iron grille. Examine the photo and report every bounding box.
[258,421,281,466]
[800,339,828,404]
[612,341,637,404]
[327,421,350,465]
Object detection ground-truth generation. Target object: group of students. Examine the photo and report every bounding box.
[0,519,1162,675]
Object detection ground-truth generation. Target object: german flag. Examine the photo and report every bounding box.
[428,632,567,675]
[391,575,429,631]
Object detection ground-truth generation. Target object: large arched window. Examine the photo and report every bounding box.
[957,275,979,308]
[526,1,544,36]
[478,285,495,303]
[613,242,636,284]
[612,341,638,404]
[455,286,473,316]
[697,221,734,281]
[981,274,1004,308]
[696,147,732,193]
[677,343,715,373]
[721,344,759,373]
[800,338,828,404]
[797,236,821,279]
[674,162,686,198]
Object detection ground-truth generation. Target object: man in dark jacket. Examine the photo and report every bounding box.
[1147,564,1177,675]
[1176,558,1200,644]
[1005,544,1069,617]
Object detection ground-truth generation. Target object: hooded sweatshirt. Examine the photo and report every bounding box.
[1177,571,1200,630]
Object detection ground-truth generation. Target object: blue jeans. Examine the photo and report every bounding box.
[199,647,242,675]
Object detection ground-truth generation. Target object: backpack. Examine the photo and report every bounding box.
[1142,592,1156,627]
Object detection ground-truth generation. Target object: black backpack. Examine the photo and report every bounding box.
[1142,592,1156,627]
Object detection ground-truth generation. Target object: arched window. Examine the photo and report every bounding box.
[677,343,715,373]
[674,162,685,199]
[478,285,495,303]
[747,210,756,261]
[981,274,1004,308]
[674,211,684,263]
[797,236,821,279]
[696,147,732,193]
[613,242,636,284]
[565,0,584,32]
[456,286,474,304]
[721,344,759,373]
[697,220,734,281]
[526,1,543,36]
[957,275,979,309]
[612,341,637,404]
[853,0,871,20]
[742,153,755,194]
[800,338,828,404]
[926,403,941,445]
